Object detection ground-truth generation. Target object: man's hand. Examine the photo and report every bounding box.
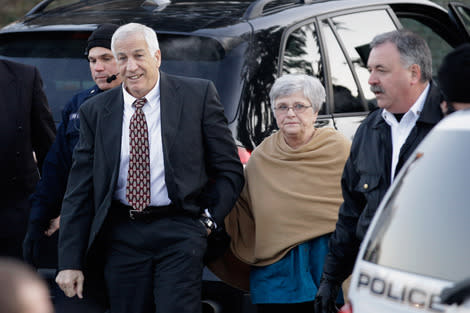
[314,277,341,313]
[45,216,61,237]
[56,269,84,299]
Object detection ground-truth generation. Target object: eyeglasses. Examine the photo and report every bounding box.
[274,104,312,114]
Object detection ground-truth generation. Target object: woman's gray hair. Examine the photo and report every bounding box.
[111,23,159,56]
[269,74,325,114]
[370,29,432,82]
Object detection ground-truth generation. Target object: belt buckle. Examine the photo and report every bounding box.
[129,209,140,220]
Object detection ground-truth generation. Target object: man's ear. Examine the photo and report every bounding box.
[409,64,421,84]
[155,49,162,68]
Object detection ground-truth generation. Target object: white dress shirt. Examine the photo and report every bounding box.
[113,78,171,206]
[382,83,430,183]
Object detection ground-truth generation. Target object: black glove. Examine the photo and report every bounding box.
[22,221,46,267]
[314,277,341,313]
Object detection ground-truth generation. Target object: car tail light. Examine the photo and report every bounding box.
[339,302,353,313]
[237,147,251,165]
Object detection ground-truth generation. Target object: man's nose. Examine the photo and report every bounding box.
[93,60,106,71]
[368,71,378,85]
[126,58,138,71]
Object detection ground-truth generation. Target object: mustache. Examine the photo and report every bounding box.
[370,85,385,93]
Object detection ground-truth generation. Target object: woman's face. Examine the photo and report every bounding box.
[274,90,318,143]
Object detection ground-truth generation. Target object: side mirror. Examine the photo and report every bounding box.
[441,278,470,305]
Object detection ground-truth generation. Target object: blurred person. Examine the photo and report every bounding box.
[55,23,244,313]
[438,43,470,115]
[223,74,351,313]
[0,59,56,260]
[313,29,444,313]
[0,257,53,313]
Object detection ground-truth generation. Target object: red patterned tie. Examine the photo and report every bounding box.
[126,97,151,211]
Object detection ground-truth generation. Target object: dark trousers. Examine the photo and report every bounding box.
[0,195,30,260]
[103,212,208,313]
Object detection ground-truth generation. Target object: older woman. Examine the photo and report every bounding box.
[225,74,351,313]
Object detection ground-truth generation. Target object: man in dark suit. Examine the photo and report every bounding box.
[0,59,56,259]
[55,23,244,313]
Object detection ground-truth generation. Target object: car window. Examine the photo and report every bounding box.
[0,32,243,124]
[282,9,399,115]
[322,20,367,114]
[363,129,470,282]
[0,33,92,123]
[449,3,470,40]
[398,18,453,78]
[281,22,327,114]
[159,35,245,123]
[456,4,470,29]
[328,9,397,113]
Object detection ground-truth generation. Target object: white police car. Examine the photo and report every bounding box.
[342,109,470,313]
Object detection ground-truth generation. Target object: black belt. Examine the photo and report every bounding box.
[112,200,177,221]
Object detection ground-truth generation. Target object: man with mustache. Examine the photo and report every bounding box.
[313,29,444,313]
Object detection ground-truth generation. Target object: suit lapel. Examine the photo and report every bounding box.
[100,88,124,176]
[160,72,183,154]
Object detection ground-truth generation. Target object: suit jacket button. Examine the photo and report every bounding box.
[363,183,369,190]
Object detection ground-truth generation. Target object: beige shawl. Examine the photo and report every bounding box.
[225,127,351,267]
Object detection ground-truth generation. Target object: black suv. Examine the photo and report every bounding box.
[1,0,469,312]
[2,0,470,150]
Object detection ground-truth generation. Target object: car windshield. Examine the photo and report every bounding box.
[0,32,244,124]
[363,128,470,282]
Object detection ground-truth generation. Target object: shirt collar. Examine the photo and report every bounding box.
[382,83,430,124]
[122,75,160,109]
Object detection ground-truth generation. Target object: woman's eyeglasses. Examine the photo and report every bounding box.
[274,104,312,114]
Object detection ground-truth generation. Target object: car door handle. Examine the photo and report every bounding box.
[315,120,330,128]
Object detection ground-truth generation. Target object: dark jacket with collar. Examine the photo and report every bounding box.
[323,81,443,283]
[0,60,56,202]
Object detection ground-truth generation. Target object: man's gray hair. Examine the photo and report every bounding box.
[269,74,326,114]
[370,29,432,82]
[111,23,159,56]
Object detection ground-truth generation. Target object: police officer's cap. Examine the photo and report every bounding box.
[85,23,119,56]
